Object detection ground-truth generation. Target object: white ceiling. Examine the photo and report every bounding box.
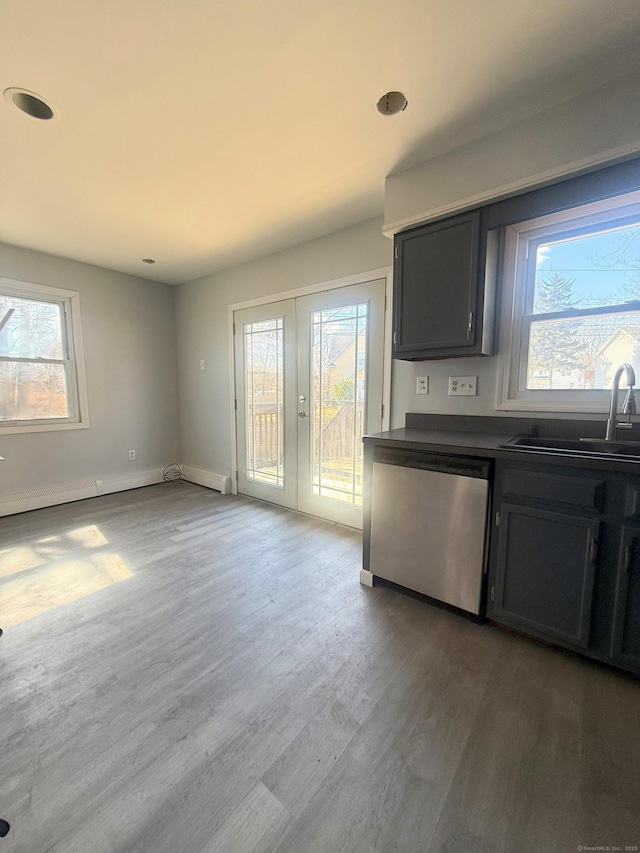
[3,1,640,285]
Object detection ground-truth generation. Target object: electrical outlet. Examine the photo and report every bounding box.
[416,376,429,395]
[448,376,477,396]
[128,450,136,460]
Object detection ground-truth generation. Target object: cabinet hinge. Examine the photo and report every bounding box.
[232,323,236,335]
[394,245,398,260]
[495,511,500,527]
[589,538,598,564]
[490,586,495,602]
[381,403,384,419]
[234,399,238,410]
[393,331,397,346]
[624,544,632,573]
[467,311,474,338]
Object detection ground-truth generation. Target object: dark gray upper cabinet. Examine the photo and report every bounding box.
[392,211,497,360]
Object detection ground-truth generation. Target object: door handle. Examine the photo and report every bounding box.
[298,411,307,419]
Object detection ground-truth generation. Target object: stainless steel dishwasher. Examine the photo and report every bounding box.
[369,446,490,615]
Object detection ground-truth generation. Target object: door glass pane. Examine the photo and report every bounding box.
[243,318,284,488]
[310,302,367,506]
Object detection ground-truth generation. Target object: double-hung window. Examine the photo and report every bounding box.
[498,189,640,412]
[0,277,88,433]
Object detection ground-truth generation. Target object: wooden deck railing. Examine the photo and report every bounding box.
[248,404,283,466]
[316,401,364,465]
[248,400,363,470]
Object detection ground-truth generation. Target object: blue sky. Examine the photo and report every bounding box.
[535,223,640,310]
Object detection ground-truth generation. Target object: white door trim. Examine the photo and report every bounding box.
[228,266,392,497]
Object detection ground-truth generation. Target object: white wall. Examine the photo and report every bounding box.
[0,243,179,503]
[176,218,393,479]
[390,356,504,422]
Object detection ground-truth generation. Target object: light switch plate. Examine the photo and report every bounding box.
[448,376,477,396]
[416,376,429,395]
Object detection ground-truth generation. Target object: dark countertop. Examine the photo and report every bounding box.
[364,418,640,475]
[366,427,506,452]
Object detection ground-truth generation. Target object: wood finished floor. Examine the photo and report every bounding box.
[0,482,639,853]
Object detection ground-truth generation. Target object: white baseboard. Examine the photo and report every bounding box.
[0,480,98,516]
[95,469,165,497]
[0,468,165,517]
[181,465,231,495]
[0,465,231,517]
[359,569,374,587]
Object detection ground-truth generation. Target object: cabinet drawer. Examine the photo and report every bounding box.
[502,469,605,511]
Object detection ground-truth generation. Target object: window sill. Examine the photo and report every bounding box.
[0,419,90,436]
[495,398,635,417]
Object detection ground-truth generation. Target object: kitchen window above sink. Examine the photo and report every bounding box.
[497,187,640,414]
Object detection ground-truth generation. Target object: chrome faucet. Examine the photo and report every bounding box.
[606,363,637,441]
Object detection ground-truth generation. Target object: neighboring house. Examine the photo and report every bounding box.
[325,330,367,401]
[594,326,640,387]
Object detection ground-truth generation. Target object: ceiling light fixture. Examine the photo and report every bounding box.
[142,258,156,264]
[376,91,408,116]
[4,88,56,120]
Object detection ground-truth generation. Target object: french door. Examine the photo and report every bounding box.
[234,279,385,528]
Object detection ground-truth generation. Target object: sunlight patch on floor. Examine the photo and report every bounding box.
[0,553,131,627]
[0,545,47,578]
[65,524,109,548]
[0,524,131,627]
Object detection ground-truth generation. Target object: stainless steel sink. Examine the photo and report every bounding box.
[500,435,640,458]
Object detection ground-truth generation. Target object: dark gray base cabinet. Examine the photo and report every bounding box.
[611,526,640,669]
[493,503,599,649]
[488,461,640,676]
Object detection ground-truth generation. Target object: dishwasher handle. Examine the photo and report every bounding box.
[372,446,490,479]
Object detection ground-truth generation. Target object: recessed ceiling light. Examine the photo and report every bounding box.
[377,91,408,116]
[4,88,56,120]
[142,258,156,264]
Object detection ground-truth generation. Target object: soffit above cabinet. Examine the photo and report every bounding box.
[383,68,640,237]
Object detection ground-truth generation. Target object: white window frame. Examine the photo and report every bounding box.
[0,276,89,434]
[497,188,640,413]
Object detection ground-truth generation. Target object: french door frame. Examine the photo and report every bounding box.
[228,267,392,501]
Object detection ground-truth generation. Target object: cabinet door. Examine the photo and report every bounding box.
[493,503,599,648]
[393,211,484,359]
[610,527,640,669]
